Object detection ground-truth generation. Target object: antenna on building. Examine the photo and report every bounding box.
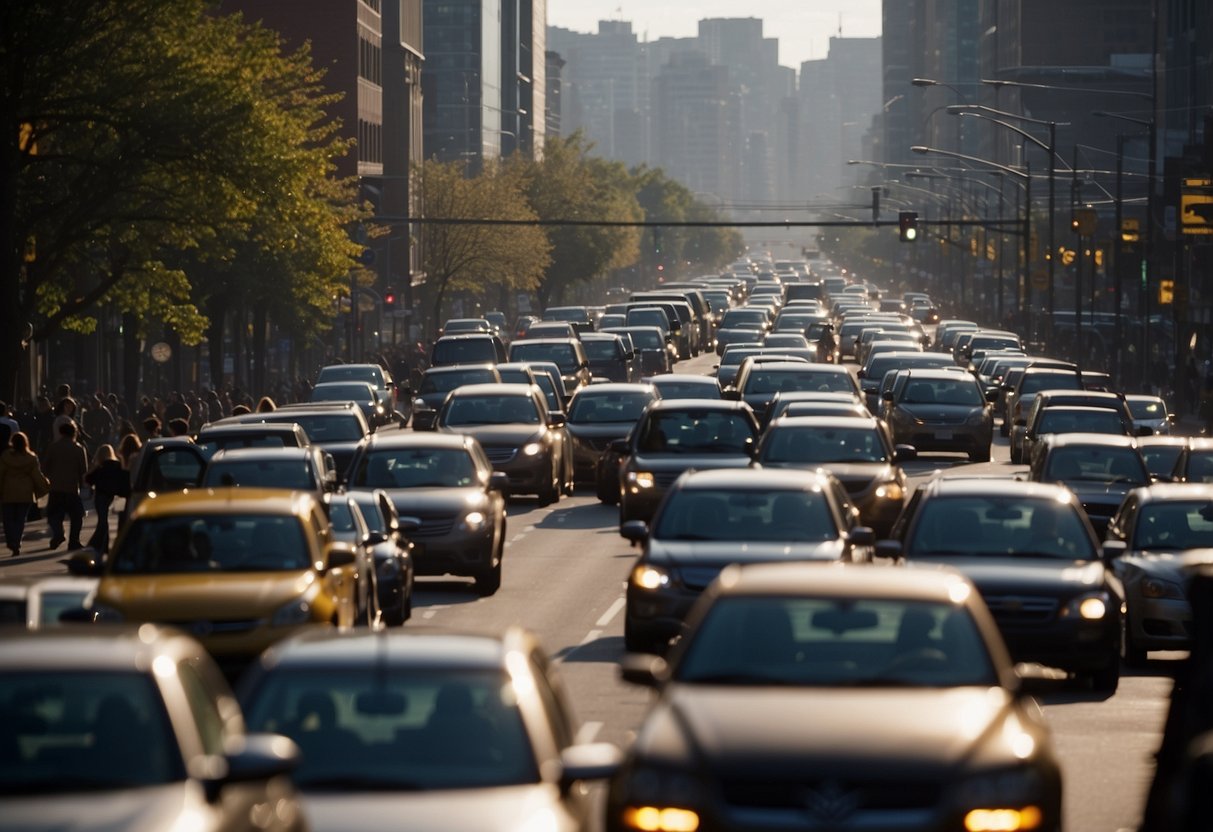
[838,14,843,37]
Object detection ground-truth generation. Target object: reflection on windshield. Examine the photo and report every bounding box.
[203,460,316,490]
[653,488,837,542]
[1135,502,1213,549]
[762,426,888,464]
[907,497,1093,559]
[1045,448,1147,485]
[444,396,540,426]
[638,411,753,453]
[243,669,538,790]
[568,393,650,423]
[420,370,497,394]
[112,515,310,573]
[676,598,996,688]
[899,380,982,406]
[353,449,476,489]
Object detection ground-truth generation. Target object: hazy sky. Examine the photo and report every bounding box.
[547,0,883,69]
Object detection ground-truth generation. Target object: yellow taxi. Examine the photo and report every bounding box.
[81,488,358,660]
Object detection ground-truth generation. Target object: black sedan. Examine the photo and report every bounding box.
[238,628,622,832]
[345,432,508,596]
[1028,433,1150,536]
[608,563,1062,832]
[346,489,418,627]
[880,477,1123,692]
[620,468,872,653]
[564,382,659,486]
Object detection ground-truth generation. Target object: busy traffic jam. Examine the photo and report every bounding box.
[3,257,1211,831]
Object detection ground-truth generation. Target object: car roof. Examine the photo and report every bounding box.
[198,422,304,435]
[920,477,1075,500]
[361,432,472,451]
[0,626,203,671]
[676,467,833,490]
[435,333,499,341]
[446,383,538,398]
[424,363,498,375]
[712,562,975,604]
[570,382,657,396]
[1039,433,1138,449]
[511,338,581,346]
[254,627,528,670]
[646,398,750,413]
[207,447,313,462]
[1132,482,1213,503]
[743,361,825,372]
[902,369,980,381]
[766,415,880,430]
[1125,394,1165,403]
[580,332,622,341]
[1137,435,1189,447]
[648,374,719,385]
[1185,437,1213,451]
[132,487,318,518]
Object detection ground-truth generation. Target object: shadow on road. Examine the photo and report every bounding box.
[553,634,626,664]
[534,501,618,531]
[411,579,483,608]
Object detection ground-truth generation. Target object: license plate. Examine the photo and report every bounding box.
[935,430,953,440]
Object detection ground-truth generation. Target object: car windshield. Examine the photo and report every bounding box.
[675,597,997,687]
[745,370,826,395]
[1021,373,1082,395]
[652,381,720,400]
[1184,452,1213,483]
[1037,410,1125,435]
[568,391,652,423]
[352,448,477,488]
[510,343,578,373]
[112,515,311,572]
[1129,399,1166,419]
[619,329,663,350]
[1134,501,1213,549]
[420,369,497,394]
[312,384,373,402]
[653,488,838,543]
[0,671,183,794]
[636,410,756,454]
[900,379,982,406]
[906,496,1094,559]
[266,414,364,442]
[242,668,538,791]
[582,340,621,361]
[202,459,316,490]
[318,366,383,386]
[721,310,767,327]
[433,339,497,364]
[1045,447,1147,484]
[762,425,888,464]
[197,435,289,455]
[444,395,540,426]
[327,501,358,534]
[1141,446,1183,478]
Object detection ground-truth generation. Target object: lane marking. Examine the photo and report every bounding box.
[576,721,603,744]
[580,628,602,645]
[510,534,527,543]
[596,597,626,628]
[422,610,436,619]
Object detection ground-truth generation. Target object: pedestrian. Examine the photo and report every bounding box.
[256,396,276,413]
[164,391,191,424]
[167,418,190,437]
[31,395,54,454]
[43,421,89,551]
[231,404,251,416]
[143,416,162,440]
[0,401,18,448]
[0,432,50,557]
[84,445,129,554]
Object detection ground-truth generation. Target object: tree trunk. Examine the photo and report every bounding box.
[121,312,141,410]
[251,303,267,395]
[206,297,226,391]
[0,128,25,403]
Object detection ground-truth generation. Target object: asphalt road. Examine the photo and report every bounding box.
[1,349,1177,832]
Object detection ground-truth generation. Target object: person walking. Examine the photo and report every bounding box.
[0,432,50,557]
[43,421,89,550]
[84,445,129,554]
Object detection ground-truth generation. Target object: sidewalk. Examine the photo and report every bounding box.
[1,497,121,578]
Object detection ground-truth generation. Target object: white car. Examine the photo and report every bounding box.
[1127,394,1174,435]
[0,575,97,629]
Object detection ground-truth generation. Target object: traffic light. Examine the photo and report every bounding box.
[384,287,397,311]
[898,211,918,242]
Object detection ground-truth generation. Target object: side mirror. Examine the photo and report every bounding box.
[1101,540,1127,562]
[882,390,894,401]
[893,444,917,463]
[722,388,740,401]
[558,743,623,794]
[365,530,389,546]
[547,412,567,428]
[398,516,422,533]
[874,539,902,560]
[620,520,650,543]
[619,653,669,685]
[848,526,875,547]
[856,369,866,379]
[608,438,630,454]
[200,734,300,803]
[323,542,358,571]
[488,471,510,492]
[67,551,102,577]
[985,389,999,403]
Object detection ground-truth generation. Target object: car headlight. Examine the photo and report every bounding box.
[621,766,707,818]
[968,409,989,425]
[631,564,670,590]
[1060,592,1110,620]
[627,471,656,489]
[1141,577,1184,600]
[271,584,320,627]
[522,442,543,456]
[875,482,903,501]
[463,510,487,532]
[953,768,1045,822]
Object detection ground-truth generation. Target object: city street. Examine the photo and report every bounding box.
[1,350,1175,832]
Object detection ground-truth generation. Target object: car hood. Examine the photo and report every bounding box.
[631,452,755,472]
[649,540,846,566]
[896,403,981,420]
[98,571,316,619]
[0,782,212,832]
[907,556,1104,595]
[444,425,546,446]
[567,423,634,441]
[642,687,1014,775]
[763,461,893,486]
[371,487,486,515]
[301,784,573,832]
[1058,480,1139,504]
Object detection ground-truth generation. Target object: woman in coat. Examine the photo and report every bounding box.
[0,432,50,557]
[85,444,130,554]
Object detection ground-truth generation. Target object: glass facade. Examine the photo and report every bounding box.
[423,0,502,165]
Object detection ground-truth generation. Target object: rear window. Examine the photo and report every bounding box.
[1021,372,1082,395]
[432,339,497,365]
[510,343,578,373]
[317,366,384,387]
[420,369,498,394]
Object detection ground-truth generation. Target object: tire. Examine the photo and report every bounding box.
[969,447,991,463]
[474,539,504,597]
[1088,657,1121,694]
[1122,634,1148,667]
[537,462,559,507]
[382,585,406,627]
[624,615,661,654]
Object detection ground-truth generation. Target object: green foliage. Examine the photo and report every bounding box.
[632,166,744,272]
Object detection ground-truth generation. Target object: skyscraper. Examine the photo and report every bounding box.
[423,0,503,167]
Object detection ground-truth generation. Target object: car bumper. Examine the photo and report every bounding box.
[620,486,667,524]
[892,424,991,455]
[1127,592,1192,651]
[490,453,553,494]
[998,618,1119,672]
[626,585,699,644]
[411,528,495,577]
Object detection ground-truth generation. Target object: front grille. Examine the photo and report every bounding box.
[483,446,518,465]
[654,470,683,488]
[680,566,724,590]
[984,594,1059,622]
[721,776,942,813]
[411,515,458,537]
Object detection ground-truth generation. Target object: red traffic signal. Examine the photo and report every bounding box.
[384,288,397,310]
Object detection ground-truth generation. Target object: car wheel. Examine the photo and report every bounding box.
[999,421,1009,437]
[382,584,407,627]
[624,615,662,654]
[1088,658,1121,694]
[537,462,559,506]
[474,548,503,596]
[969,447,991,463]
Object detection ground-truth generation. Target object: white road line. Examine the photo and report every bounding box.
[576,722,603,744]
[422,610,436,619]
[596,597,626,628]
[510,534,526,543]
[579,628,602,645]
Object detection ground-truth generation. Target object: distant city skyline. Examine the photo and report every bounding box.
[547,0,882,69]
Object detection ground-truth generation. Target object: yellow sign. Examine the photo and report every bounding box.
[1121,217,1140,243]
[1159,279,1175,304]
[1182,179,1213,235]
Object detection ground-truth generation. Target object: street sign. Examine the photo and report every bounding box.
[1159,279,1175,304]
[1181,178,1213,235]
[1120,217,1140,243]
